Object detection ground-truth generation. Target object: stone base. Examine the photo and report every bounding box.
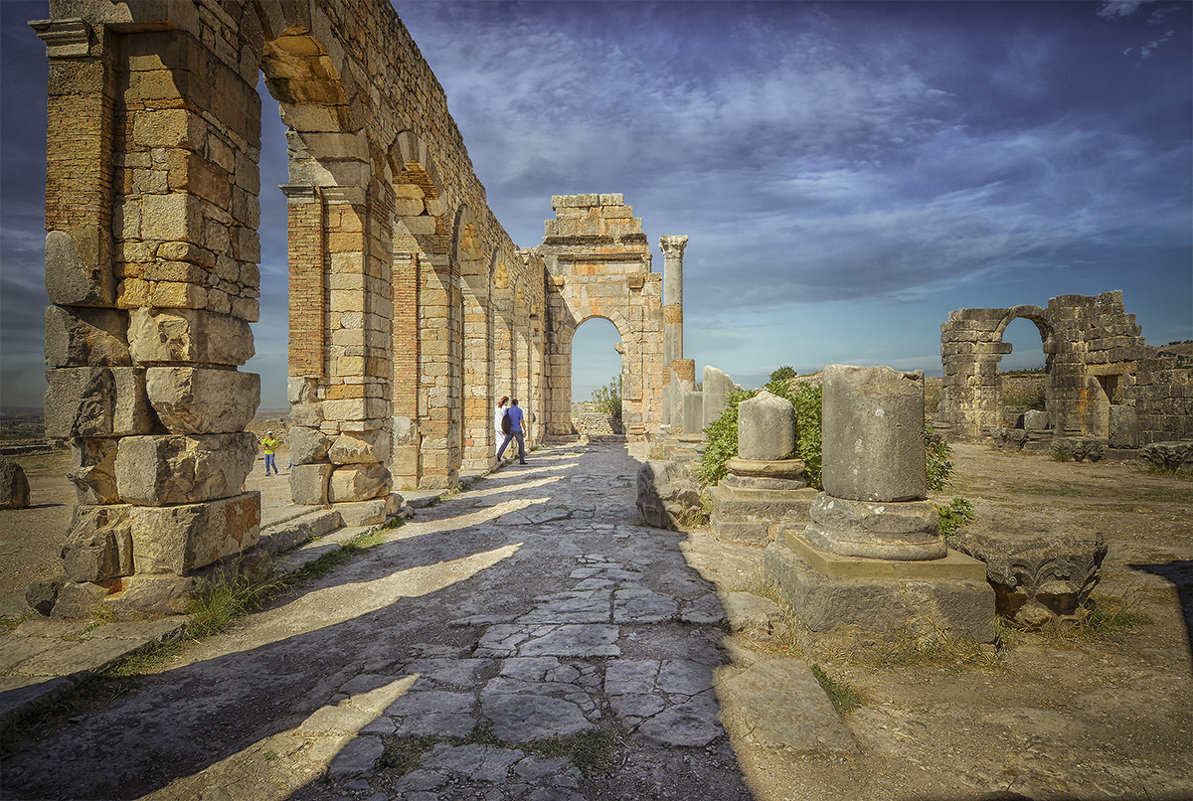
[707,483,818,546]
[336,492,403,527]
[764,530,995,642]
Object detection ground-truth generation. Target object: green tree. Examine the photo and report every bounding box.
[769,365,797,384]
[591,375,622,417]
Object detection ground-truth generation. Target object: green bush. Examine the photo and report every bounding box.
[590,375,622,417]
[769,365,797,384]
[694,389,756,487]
[936,497,975,537]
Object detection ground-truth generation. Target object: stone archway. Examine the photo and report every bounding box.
[537,194,674,440]
[938,293,1154,443]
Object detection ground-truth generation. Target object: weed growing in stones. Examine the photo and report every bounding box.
[811,663,864,715]
[936,498,975,537]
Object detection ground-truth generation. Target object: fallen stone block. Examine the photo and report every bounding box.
[146,367,259,434]
[636,460,702,530]
[0,456,31,509]
[114,432,256,506]
[1140,440,1193,474]
[951,522,1107,628]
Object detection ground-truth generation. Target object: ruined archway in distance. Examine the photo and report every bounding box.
[993,311,1055,429]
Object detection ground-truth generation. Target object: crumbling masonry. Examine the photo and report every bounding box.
[938,291,1193,446]
[34,0,683,616]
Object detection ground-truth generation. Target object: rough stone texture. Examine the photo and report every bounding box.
[539,195,665,444]
[708,484,818,547]
[288,425,332,465]
[822,364,926,503]
[0,457,32,509]
[114,432,256,506]
[635,459,702,530]
[737,389,795,461]
[291,463,333,506]
[44,367,155,438]
[146,367,259,434]
[681,389,704,437]
[1022,409,1050,431]
[1140,440,1193,474]
[328,463,391,503]
[129,492,261,575]
[702,366,736,429]
[951,523,1108,628]
[126,307,254,366]
[61,504,134,582]
[764,538,996,642]
[329,429,389,465]
[44,230,112,307]
[44,305,130,368]
[336,492,403,527]
[803,493,946,562]
[939,292,1192,446]
[67,437,120,504]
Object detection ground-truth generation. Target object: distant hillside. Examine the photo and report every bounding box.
[1158,342,1193,357]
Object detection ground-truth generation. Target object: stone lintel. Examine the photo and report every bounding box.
[320,186,366,205]
[782,528,987,582]
[280,185,320,204]
[1085,361,1138,376]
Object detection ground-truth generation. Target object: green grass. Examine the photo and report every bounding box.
[811,663,864,715]
[867,624,1004,672]
[378,724,622,780]
[1019,593,1150,646]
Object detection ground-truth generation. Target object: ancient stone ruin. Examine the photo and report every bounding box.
[937,291,1193,449]
[32,0,687,617]
[766,365,995,640]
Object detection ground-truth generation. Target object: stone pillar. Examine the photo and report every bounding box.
[805,365,943,560]
[671,359,697,434]
[35,19,264,617]
[391,252,419,487]
[703,366,737,429]
[660,235,688,429]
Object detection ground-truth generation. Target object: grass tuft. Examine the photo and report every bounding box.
[811,663,864,714]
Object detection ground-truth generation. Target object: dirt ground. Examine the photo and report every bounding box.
[684,443,1193,801]
[2,442,1191,800]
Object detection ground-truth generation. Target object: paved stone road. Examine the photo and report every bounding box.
[2,443,758,800]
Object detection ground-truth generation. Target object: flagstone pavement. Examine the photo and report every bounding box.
[1,441,850,801]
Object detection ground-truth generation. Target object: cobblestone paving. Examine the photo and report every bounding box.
[2,443,755,800]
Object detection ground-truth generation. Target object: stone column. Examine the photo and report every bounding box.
[703,366,737,429]
[660,235,688,426]
[805,365,945,560]
[709,390,815,545]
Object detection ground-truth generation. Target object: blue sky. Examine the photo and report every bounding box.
[2,0,1190,410]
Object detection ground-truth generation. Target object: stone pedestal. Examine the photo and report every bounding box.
[766,364,996,641]
[765,528,994,641]
[709,457,816,546]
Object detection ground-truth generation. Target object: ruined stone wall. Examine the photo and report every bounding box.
[36,0,546,614]
[538,195,664,440]
[939,291,1189,446]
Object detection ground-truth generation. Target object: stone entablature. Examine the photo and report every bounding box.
[538,195,673,439]
[938,291,1192,446]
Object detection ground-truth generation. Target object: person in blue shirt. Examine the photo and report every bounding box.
[496,398,527,464]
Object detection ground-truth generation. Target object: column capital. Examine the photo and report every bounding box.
[280,185,319,204]
[659,235,689,257]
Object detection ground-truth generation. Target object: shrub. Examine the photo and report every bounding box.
[935,497,975,537]
[694,389,756,487]
[769,365,797,384]
[590,375,622,417]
